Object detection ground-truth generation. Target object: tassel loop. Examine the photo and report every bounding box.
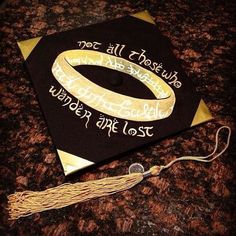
[143,126,231,178]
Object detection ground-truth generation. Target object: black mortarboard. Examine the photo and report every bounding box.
[17,11,212,175]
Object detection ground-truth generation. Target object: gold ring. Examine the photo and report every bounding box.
[51,50,176,121]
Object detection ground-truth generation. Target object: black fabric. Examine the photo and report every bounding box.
[25,15,200,164]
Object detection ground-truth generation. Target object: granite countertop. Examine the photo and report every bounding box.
[0,0,235,235]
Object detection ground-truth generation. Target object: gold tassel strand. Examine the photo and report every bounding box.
[7,126,231,220]
[7,173,143,220]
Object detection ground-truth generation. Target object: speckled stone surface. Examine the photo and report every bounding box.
[0,0,236,235]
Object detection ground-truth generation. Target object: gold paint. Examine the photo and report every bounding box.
[57,149,94,176]
[131,10,155,25]
[17,37,42,60]
[191,99,213,127]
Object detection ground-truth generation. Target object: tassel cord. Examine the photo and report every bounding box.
[146,126,231,176]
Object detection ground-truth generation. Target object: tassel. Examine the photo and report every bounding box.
[7,173,143,220]
[7,126,231,220]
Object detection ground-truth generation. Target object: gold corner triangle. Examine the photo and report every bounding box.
[131,10,156,25]
[57,149,94,176]
[191,99,213,127]
[17,36,42,60]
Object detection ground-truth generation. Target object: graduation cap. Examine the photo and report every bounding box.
[8,11,230,221]
[17,11,212,176]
